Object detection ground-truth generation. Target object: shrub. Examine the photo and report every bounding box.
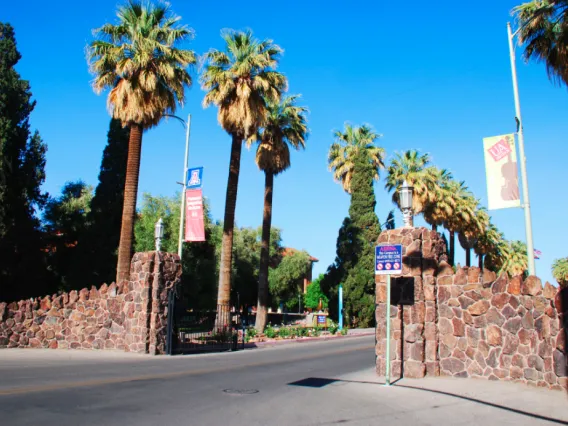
[265,325,276,339]
[304,274,329,310]
[328,320,339,335]
[278,326,291,339]
[340,327,348,336]
[297,327,309,337]
[310,327,322,337]
[245,327,257,343]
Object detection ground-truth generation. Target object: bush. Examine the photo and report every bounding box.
[310,327,322,337]
[245,327,257,343]
[328,320,339,335]
[278,326,291,339]
[265,325,276,339]
[297,327,309,337]
[340,327,348,336]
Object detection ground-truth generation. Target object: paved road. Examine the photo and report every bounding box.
[0,336,567,425]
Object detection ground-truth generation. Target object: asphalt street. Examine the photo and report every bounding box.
[0,335,567,425]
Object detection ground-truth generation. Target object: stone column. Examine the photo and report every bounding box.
[376,227,445,379]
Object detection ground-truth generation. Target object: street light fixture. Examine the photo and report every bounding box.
[399,180,414,228]
[155,218,164,252]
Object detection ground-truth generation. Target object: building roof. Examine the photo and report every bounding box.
[282,247,319,262]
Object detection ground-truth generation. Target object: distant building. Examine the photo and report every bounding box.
[281,247,319,293]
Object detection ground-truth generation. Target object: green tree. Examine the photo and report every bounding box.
[201,30,286,307]
[269,250,311,310]
[324,124,383,327]
[43,181,93,291]
[501,240,529,277]
[552,257,568,287]
[385,150,439,223]
[85,118,129,285]
[328,124,385,193]
[342,151,381,327]
[88,1,196,282]
[513,1,568,87]
[253,95,308,331]
[0,23,49,302]
[304,274,328,310]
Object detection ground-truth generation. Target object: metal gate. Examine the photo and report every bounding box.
[166,292,245,355]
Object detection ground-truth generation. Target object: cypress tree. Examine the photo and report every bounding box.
[342,151,381,327]
[85,119,129,285]
[0,23,49,301]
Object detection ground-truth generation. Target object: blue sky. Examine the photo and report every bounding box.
[4,0,568,286]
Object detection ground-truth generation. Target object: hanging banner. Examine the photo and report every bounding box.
[483,133,521,210]
[186,167,203,189]
[185,188,205,242]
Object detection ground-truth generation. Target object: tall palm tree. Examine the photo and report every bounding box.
[88,1,196,282]
[501,240,529,277]
[474,222,504,269]
[458,206,488,267]
[422,168,455,231]
[201,30,286,306]
[443,181,477,266]
[328,124,385,193]
[513,1,568,87]
[385,150,439,224]
[253,95,308,332]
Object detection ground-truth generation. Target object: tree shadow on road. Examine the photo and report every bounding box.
[288,377,568,425]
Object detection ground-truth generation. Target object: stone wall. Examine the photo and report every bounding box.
[437,264,567,390]
[375,227,568,390]
[0,252,180,354]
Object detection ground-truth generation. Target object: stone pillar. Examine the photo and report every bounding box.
[376,227,446,379]
[124,252,181,355]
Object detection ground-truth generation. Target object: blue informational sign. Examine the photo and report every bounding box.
[375,244,403,275]
[186,167,203,189]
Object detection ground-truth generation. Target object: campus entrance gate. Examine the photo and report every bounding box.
[166,293,245,355]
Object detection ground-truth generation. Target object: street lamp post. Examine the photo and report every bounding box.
[399,180,414,228]
[155,218,164,252]
[177,114,192,259]
[507,22,536,277]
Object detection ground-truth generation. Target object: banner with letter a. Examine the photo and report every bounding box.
[483,134,521,210]
[184,167,205,242]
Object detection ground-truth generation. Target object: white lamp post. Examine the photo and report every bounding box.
[400,180,414,228]
[155,218,164,252]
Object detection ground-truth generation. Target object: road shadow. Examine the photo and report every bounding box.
[288,377,568,425]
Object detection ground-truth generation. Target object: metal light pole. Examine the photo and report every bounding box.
[338,284,343,331]
[507,23,536,276]
[177,114,192,258]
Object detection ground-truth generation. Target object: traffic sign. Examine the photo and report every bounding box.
[375,244,403,275]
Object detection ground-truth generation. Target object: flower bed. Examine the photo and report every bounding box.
[245,322,348,343]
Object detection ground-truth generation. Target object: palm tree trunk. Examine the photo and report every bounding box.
[449,230,455,266]
[116,123,143,284]
[466,248,471,267]
[255,171,274,332]
[478,254,483,269]
[217,134,243,308]
[431,224,437,231]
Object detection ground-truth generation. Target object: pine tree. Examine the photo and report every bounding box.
[342,151,381,327]
[85,119,129,285]
[0,23,49,301]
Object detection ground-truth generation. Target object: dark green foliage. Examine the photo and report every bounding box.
[0,23,49,301]
[304,274,328,310]
[322,151,381,327]
[43,181,93,291]
[85,119,129,285]
[268,250,311,310]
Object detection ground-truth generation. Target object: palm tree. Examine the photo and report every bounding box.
[328,124,385,193]
[474,222,504,269]
[458,206,488,267]
[88,1,196,282]
[385,150,439,224]
[422,168,455,231]
[201,30,286,307]
[501,240,529,277]
[443,181,477,266]
[253,95,308,331]
[552,257,568,287]
[513,1,568,87]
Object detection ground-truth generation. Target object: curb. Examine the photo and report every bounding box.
[243,331,375,349]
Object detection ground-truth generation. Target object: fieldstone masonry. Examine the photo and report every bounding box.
[0,252,181,355]
[376,227,568,390]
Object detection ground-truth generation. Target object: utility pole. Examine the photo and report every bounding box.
[177,114,191,258]
[507,23,536,276]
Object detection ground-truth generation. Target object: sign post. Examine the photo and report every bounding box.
[375,244,403,387]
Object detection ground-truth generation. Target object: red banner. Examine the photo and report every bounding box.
[185,189,205,242]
